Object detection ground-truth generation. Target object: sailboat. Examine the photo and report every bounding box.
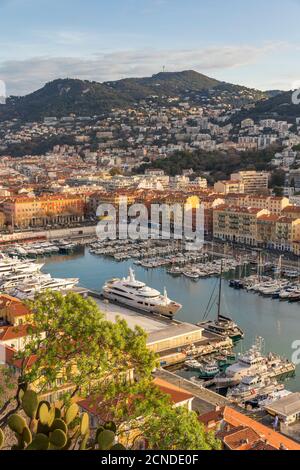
[197,261,244,342]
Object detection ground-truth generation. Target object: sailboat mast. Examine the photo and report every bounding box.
[217,260,223,321]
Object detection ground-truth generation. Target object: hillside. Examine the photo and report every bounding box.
[0,70,270,122]
[231,90,300,123]
[0,79,131,122]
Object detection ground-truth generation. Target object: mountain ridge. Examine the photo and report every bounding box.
[0,70,281,122]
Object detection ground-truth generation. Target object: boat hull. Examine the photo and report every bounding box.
[102,291,181,318]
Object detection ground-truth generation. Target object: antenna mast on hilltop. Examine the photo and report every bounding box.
[162,65,166,73]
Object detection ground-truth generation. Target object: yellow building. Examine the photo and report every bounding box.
[0,294,32,326]
[0,211,6,229]
[245,196,290,215]
[274,217,300,252]
[256,214,279,248]
[214,180,245,195]
[2,194,86,229]
[213,205,269,246]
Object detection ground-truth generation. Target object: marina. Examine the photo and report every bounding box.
[33,246,300,393]
[1,239,300,410]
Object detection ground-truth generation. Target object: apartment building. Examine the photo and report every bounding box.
[231,171,269,195]
[275,217,300,252]
[213,205,269,246]
[254,214,300,252]
[214,180,245,195]
[244,196,290,215]
[2,194,86,229]
[223,194,290,215]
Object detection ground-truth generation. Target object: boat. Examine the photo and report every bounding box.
[167,266,182,276]
[214,337,295,389]
[102,267,182,318]
[198,261,244,342]
[1,272,51,291]
[229,279,244,289]
[183,271,200,280]
[0,255,44,278]
[11,276,79,299]
[185,359,203,371]
[198,362,220,379]
[245,390,292,409]
[227,374,284,402]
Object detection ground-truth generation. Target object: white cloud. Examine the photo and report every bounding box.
[0,43,287,95]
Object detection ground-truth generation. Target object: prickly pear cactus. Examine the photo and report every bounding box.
[4,390,124,451]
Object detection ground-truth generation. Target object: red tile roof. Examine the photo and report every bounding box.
[223,406,300,450]
[0,324,31,341]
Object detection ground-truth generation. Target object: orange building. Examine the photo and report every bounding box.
[2,194,86,229]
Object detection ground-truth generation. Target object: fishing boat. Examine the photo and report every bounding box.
[198,362,220,379]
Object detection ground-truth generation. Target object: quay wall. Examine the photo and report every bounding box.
[0,225,97,244]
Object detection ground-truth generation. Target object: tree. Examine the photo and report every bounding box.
[0,291,221,451]
[270,169,286,189]
[0,291,157,427]
[141,406,222,450]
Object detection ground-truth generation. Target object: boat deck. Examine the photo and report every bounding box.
[93,297,171,334]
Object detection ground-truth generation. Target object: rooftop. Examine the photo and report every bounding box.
[147,322,203,345]
[265,393,300,418]
[93,298,169,334]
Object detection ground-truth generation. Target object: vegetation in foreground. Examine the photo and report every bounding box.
[0,291,221,450]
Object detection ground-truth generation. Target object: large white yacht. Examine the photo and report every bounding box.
[0,273,52,291]
[0,254,44,277]
[11,276,79,299]
[102,268,182,318]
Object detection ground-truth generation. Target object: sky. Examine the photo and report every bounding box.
[0,0,300,95]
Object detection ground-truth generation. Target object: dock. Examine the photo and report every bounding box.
[88,292,233,367]
[154,368,231,413]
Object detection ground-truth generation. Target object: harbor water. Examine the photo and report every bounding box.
[42,247,300,391]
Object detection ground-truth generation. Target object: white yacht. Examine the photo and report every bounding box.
[0,254,43,277]
[11,276,79,299]
[215,338,268,388]
[227,375,284,402]
[102,268,182,318]
[1,273,52,291]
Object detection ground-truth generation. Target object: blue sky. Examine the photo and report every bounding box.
[0,0,300,95]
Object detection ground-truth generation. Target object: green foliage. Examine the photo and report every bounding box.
[16,291,157,404]
[49,429,68,449]
[141,147,277,181]
[65,403,79,425]
[27,433,50,450]
[22,390,39,419]
[142,406,221,451]
[80,413,89,436]
[3,389,124,451]
[51,418,67,433]
[0,71,269,125]
[97,430,116,450]
[8,414,27,434]
[1,292,221,452]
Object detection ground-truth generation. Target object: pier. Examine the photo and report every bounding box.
[154,368,231,413]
